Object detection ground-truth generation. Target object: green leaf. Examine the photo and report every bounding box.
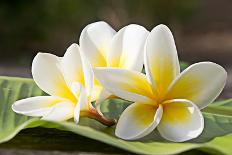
[180,62,190,71]
[211,99,232,107]
[203,106,232,116]
[0,76,45,143]
[1,76,232,155]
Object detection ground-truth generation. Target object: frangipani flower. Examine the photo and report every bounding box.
[12,44,113,125]
[94,24,227,142]
[80,21,149,102]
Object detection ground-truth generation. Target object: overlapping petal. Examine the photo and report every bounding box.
[158,99,204,142]
[145,24,180,96]
[94,68,154,103]
[41,102,75,121]
[71,83,90,111]
[165,62,227,109]
[62,44,94,97]
[115,103,162,140]
[73,84,89,123]
[61,43,85,87]
[32,53,75,101]
[80,21,116,67]
[12,96,67,117]
[107,24,148,71]
[91,83,103,101]
[79,51,94,97]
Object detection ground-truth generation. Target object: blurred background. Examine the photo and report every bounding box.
[0,0,231,97]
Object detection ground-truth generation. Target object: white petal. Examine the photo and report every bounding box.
[80,21,116,67]
[115,103,162,140]
[62,44,94,97]
[165,62,227,109]
[42,102,75,121]
[61,43,85,87]
[80,51,94,97]
[74,103,81,124]
[90,84,102,102]
[73,84,91,123]
[107,24,148,71]
[94,68,154,103]
[145,24,180,96]
[32,53,75,101]
[12,96,65,117]
[71,82,91,109]
[71,82,82,98]
[158,99,204,142]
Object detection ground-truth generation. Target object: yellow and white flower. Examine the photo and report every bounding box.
[94,24,227,142]
[12,43,112,124]
[79,21,149,102]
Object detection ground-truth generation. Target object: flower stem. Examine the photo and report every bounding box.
[80,108,116,126]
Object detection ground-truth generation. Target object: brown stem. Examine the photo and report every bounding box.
[80,108,116,126]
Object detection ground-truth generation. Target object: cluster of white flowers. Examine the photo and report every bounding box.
[12,21,227,142]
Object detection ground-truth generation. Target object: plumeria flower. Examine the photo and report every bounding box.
[12,44,114,125]
[79,21,149,102]
[94,24,227,142]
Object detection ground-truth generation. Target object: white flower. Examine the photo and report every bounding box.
[94,24,227,142]
[79,21,149,102]
[12,44,94,123]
